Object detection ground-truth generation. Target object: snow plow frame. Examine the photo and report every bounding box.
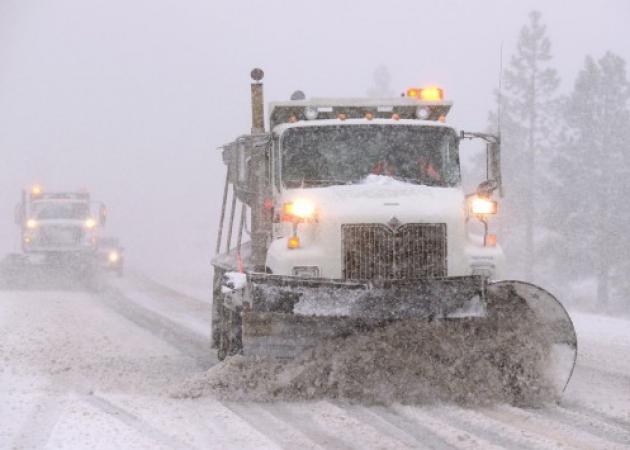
[215,269,486,360]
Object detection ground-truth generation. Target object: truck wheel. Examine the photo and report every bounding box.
[217,305,230,361]
[217,304,243,361]
[211,268,225,350]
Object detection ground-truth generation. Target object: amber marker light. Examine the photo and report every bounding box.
[288,235,300,249]
[419,87,443,101]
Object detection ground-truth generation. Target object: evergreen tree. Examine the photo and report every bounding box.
[367,65,395,98]
[550,52,630,308]
[493,11,560,280]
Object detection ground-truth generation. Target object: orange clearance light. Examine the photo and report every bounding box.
[420,87,443,101]
[406,88,419,98]
[364,112,374,120]
[485,234,497,247]
[288,235,300,249]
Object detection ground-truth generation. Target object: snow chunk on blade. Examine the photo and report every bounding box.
[221,272,247,294]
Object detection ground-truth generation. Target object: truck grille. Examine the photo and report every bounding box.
[39,226,83,246]
[342,223,447,280]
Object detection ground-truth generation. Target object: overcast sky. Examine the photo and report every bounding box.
[1,0,628,276]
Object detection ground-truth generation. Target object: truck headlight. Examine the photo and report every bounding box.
[282,198,316,222]
[470,197,497,215]
[26,219,38,229]
[108,251,120,263]
[84,218,97,229]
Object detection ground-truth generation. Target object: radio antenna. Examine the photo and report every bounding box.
[497,42,504,137]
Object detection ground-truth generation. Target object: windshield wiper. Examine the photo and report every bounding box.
[285,179,354,188]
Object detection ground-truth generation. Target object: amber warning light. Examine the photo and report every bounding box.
[407,87,444,101]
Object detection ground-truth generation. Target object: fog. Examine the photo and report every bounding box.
[1,0,628,288]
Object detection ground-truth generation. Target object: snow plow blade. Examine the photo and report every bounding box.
[241,274,485,361]
[228,275,577,396]
[0,253,102,290]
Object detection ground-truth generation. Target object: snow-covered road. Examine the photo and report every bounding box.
[1,274,629,449]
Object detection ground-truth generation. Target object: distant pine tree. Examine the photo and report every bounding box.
[490,11,560,281]
[550,52,630,308]
[367,65,395,98]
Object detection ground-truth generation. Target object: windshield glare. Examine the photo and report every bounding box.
[32,202,90,220]
[280,125,460,188]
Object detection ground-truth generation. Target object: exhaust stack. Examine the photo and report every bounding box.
[250,68,265,134]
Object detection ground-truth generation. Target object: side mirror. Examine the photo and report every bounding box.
[14,204,24,225]
[99,204,107,226]
[476,180,499,197]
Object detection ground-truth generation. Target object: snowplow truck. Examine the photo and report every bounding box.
[5,186,108,283]
[211,69,577,400]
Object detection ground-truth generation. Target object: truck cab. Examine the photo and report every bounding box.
[263,95,504,281]
[16,186,107,256]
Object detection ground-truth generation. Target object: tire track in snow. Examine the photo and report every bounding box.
[81,394,194,450]
[11,395,66,450]
[542,404,630,446]
[567,402,630,431]
[131,271,208,305]
[429,406,536,450]
[96,285,212,365]
[223,402,324,450]
[261,403,359,450]
[438,406,569,449]
[333,403,434,449]
[392,404,506,450]
[483,404,628,450]
[305,401,418,449]
[359,405,460,449]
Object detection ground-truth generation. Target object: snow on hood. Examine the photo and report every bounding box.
[283,176,465,224]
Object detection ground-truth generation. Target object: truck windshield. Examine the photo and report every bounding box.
[31,202,90,220]
[281,124,460,188]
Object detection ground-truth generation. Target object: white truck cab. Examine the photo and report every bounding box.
[262,98,504,281]
[16,186,107,255]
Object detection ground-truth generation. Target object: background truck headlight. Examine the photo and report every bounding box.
[108,251,120,263]
[84,217,97,229]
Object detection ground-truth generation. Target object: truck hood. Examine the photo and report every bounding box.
[33,219,87,227]
[282,175,465,224]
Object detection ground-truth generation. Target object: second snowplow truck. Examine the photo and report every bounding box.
[212,69,577,401]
